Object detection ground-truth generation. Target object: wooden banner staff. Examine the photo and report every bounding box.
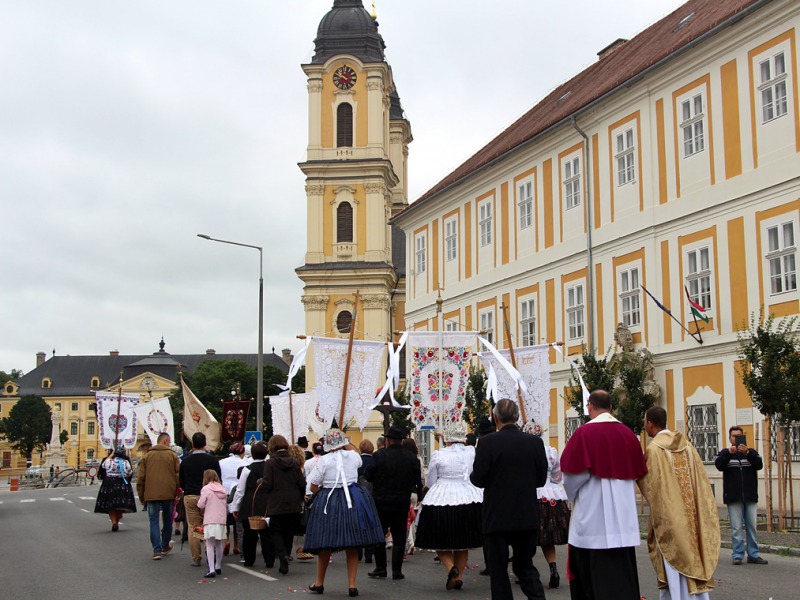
[114,370,124,448]
[288,389,295,444]
[339,292,360,428]
[499,303,528,424]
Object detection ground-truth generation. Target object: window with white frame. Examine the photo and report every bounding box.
[759,51,788,123]
[766,221,797,295]
[619,267,641,327]
[479,201,492,246]
[615,128,636,185]
[686,246,712,310]
[520,298,536,346]
[566,416,582,442]
[480,310,494,344]
[564,157,581,209]
[566,284,585,340]
[681,93,705,157]
[415,234,426,275]
[687,403,718,464]
[445,218,458,262]
[445,320,459,332]
[86,448,95,460]
[518,181,533,229]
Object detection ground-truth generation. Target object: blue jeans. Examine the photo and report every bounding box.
[727,501,760,559]
[147,500,174,554]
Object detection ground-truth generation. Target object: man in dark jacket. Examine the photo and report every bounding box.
[180,432,222,566]
[365,426,422,580]
[471,399,548,600]
[231,441,274,568]
[715,425,767,565]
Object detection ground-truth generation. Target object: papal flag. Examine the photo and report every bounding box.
[133,396,175,446]
[181,378,220,451]
[96,391,140,449]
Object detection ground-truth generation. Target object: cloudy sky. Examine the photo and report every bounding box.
[0,0,687,374]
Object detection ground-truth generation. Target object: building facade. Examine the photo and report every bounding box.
[392,0,799,503]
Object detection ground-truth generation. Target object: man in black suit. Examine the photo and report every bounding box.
[471,399,548,600]
[365,426,422,580]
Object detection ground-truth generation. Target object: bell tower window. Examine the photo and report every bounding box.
[337,103,353,147]
[337,202,353,243]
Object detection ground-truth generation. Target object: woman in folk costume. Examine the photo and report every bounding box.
[415,421,484,591]
[94,445,137,531]
[523,421,570,589]
[304,427,384,598]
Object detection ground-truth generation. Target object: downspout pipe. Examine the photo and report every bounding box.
[571,117,595,352]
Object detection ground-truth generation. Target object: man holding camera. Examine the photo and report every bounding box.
[714,425,767,565]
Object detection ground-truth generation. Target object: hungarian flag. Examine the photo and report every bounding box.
[685,286,710,323]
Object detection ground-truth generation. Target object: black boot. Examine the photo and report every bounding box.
[548,562,560,589]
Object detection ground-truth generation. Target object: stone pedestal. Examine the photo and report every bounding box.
[42,409,68,469]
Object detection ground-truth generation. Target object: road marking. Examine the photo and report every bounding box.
[79,497,95,500]
[20,499,35,503]
[50,497,66,501]
[227,564,278,581]
[81,508,90,513]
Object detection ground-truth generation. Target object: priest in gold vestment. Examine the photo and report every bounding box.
[638,407,720,600]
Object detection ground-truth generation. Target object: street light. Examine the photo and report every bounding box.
[197,233,264,435]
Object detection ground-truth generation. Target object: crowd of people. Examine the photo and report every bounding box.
[94,390,767,599]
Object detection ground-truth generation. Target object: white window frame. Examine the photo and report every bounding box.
[759,51,788,123]
[479,201,493,247]
[445,320,459,332]
[686,246,712,311]
[766,220,797,296]
[564,157,581,210]
[681,93,705,157]
[615,128,636,185]
[480,309,495,345]
[566,284,585,340]
[445,218,458,262]
[520,298,536,346]
[518,180,533,230]
[415,234,426,275]
[619,267,641,327]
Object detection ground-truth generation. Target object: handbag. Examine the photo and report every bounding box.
[247,482,268,530]
[297,494,314,534]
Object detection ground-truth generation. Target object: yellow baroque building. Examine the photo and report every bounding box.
[392,0,800,505]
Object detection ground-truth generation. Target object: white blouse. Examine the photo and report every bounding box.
[307,449,362,489]
[537,445,568,501]
[422,443,483,506]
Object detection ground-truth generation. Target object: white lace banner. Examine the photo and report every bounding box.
[270,393,311,442]
[133,396,174,446]
[308,388,329,437]
[478,343,551,426]
[96,392,140,449]
[406,331,477,429]
[311,337,387,430]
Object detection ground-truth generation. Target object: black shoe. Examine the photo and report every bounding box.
[111,523,119,532]
[454,580,463,590]
[279,557,289,575]
[215,569,222,575]
[365,557,373,564]
[368,568,387,578]
[243,562,254,567]
[309,583,324,594]
[265,560,275,568]
[479,568,490,576]
[392,571,405,580]
[348,588,359,597]
[203,571,216,579]
[446,566,459,590]
[548,562,560,589]
[747,556,768,564]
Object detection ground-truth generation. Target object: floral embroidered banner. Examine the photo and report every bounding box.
[221,399,250,442]
[96,391,140,449]
[133,396,175,446]
[406,332,477,429]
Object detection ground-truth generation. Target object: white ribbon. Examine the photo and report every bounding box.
[371,331,410,410]
[323,450,353,514]
[552,343,590,415]
[286,337,310,390]
[485,363,498,402]
[478,336,529,397]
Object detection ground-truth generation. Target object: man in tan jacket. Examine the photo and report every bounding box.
[137,432,180,560]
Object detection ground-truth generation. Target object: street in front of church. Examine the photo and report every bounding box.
[1,485,795,600]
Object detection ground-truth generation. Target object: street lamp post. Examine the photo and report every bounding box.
[198,234,264,435]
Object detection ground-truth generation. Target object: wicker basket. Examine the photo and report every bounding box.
[248,482,267,530]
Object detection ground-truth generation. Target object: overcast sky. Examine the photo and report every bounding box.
[0,0,687,374]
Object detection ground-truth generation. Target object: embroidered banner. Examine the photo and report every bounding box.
[96,391,140,449]
[406,331,477,429]
[221,400,250,442]
[479,343,551,426]
[270,393,311,442]
[308,388,330,437]
[133,396,175,446]
[311,337,387,430]
[182,378,221,451]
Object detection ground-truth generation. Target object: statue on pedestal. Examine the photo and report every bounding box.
[42,408,68,469]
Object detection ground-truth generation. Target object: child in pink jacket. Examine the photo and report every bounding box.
[197,469,228,578]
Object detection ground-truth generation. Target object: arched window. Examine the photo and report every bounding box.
[337,103,353,147]
[90,377,100,388]
[336,310,353,334]
[337,202,353,243]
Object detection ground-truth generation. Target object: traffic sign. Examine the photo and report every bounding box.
[245,431,262,445]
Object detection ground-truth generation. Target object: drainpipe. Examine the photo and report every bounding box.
[571,117,595,351]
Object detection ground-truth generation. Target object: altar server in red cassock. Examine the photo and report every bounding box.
[560,390,647,600]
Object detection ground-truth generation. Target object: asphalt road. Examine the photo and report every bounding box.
[0,486,795,599]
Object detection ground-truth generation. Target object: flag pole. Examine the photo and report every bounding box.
[640,284,701,344]
[339,292,360,429]
[436,289,444,432]
[500,302,528,424]
[114,370,123,448]
[288,389,295,444]
[684,286,705,344]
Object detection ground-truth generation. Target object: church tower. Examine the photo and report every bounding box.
[297,1,412,357]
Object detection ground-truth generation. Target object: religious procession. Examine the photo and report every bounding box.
[90,300,760,600]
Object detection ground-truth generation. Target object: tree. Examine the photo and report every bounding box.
[389,386,414,436]
[565,347,615,424]
[0,395,51,460]
[0,368,23,383]
[462,366,490,432]
[59,430,69,445]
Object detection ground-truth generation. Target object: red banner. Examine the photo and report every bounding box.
[221,400,250,442]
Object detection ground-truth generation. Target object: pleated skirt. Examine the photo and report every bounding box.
[303,483,385,554]
[538,498,570,546]
[94,477,137,514]
[415,502,483,550]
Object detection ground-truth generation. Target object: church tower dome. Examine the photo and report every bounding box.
[312,0,385,64]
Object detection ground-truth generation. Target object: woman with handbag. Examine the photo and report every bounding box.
[94,445,137,531]
[304,428,384,598]
[230,441,274,568]
[261,435,306,575]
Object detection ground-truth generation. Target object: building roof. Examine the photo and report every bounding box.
[397,0,766,218]
[311,0,386,65]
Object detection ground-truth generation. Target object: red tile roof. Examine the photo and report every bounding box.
[401,0,766,217]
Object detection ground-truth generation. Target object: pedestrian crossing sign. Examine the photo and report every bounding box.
[245,431,262,445]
